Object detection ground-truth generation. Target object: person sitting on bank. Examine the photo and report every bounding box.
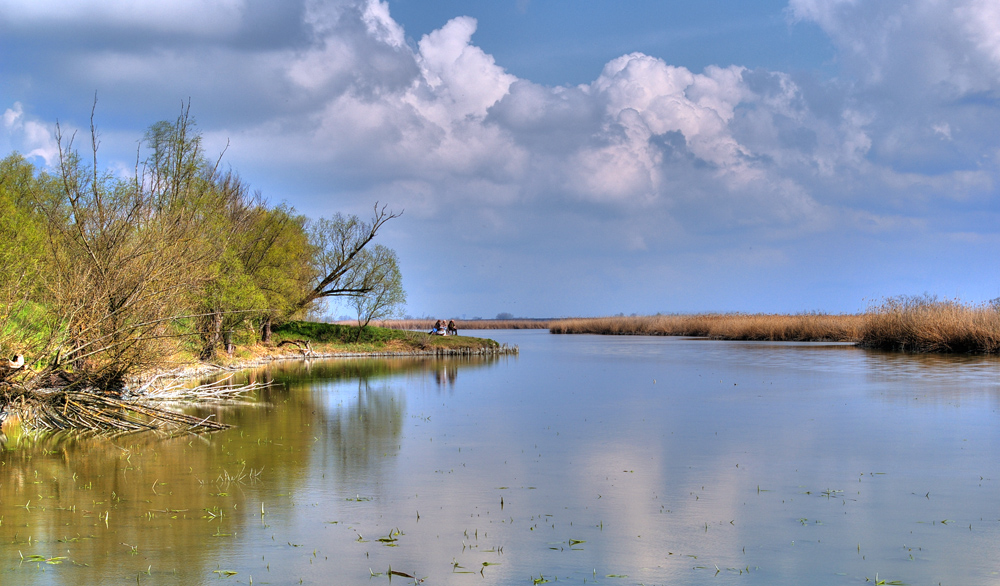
[447,320,458,336]
[430,319,444,335]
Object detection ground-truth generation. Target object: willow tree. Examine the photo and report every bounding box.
[190,172,312,357]
[350,244,406,341]
[133,105,315,358]
[0,100,402,390]
[32,106,217,391]
[297,204,402,314]
[245,205,313,343]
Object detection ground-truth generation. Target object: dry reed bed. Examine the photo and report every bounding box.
[858,298,1000,353]
[550,301,1000,353]
[550,314,864,342]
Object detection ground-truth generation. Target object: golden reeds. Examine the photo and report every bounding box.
[858,296,1000,353]
[549,298,1000,354]
[549,313,864,342]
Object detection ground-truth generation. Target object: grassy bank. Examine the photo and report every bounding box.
[221,320,515,363]
[1,322,514,434]
[360,318,551,330]
[550,298,1000,354]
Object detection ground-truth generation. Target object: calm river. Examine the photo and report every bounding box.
[2,330,999,585]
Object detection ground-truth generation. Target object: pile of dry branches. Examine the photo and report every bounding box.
[0,373,267,434]
[1,387,226,433]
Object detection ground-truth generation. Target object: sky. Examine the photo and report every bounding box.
[2,0,999,318]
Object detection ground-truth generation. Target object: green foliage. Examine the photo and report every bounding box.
[273,320,500,349]
[351,244,406,339]
[0,103,406,388]
[274,321,399,345]
[0,154,53,360]
[248,206,313,319]
[202,247,268,321]
[1,302,55,354]
[186,172,314,357]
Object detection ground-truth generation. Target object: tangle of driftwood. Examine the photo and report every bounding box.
[0,376,268,434]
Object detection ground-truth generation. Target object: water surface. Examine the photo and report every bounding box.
[2,331,999,585]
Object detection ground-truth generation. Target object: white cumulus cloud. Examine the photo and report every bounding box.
[2,103,58,166]
[4,0,999,314]
[789,0,1000,93]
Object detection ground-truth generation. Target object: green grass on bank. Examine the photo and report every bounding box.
[153,320,510,371]
[272,321,502,353]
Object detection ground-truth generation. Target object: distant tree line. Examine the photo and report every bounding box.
[0,104,404,391]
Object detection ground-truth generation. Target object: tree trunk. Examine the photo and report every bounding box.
[200,311,222,360]
[224,329,235,356]
[261,316,272,343]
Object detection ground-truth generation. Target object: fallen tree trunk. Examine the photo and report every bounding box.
[278,338,314,356]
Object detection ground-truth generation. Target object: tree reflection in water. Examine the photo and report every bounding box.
[0,354,506,584]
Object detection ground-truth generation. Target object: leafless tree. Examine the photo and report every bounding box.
[296,203,402,312]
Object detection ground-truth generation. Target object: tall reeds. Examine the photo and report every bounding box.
[857,295,1000,353]
[549,314,863,342]
[549,297,1000,354]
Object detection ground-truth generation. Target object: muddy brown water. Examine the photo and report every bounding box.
[2,330,999,585]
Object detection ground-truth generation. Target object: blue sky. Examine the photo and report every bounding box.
[2,0,999,318]
[387,1,836,84]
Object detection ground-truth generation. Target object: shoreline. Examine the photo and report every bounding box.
[139,336,519,384]
[1,334,517,434]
